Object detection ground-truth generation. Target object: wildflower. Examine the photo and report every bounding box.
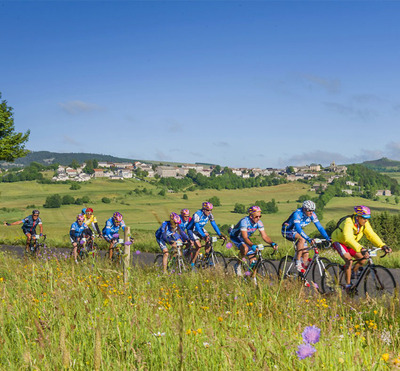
[136,250,141,255]
[203,342,210,348]
[217,317,223,322]
[226,242,232,249]
[381,330,391,345]
[153,332,166,337]
[296,344,316,360]
[338,358,344,364]
[381,353,390,362]
[302,326,321,344]
[186,329,191,335]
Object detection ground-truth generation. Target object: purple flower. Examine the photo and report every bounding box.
[226,242,232,249]
[296,343,316,360]
[135,250,141,255]
[245,271,251,276]
[302,326,321,344]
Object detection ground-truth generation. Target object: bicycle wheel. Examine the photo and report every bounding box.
[226,257,243,276]
[364,265,396,297]
[321,263,344,294]
[153,254,164,270]
[257,260,278,282]
[312,257,331,292]
[278,256,298,279]
[208,251,226,271]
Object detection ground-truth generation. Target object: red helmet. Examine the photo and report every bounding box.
[86,208,94,213]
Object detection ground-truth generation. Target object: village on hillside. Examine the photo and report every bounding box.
[49,160,393,197]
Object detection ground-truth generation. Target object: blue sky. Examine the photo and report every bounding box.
[1,1,400,168]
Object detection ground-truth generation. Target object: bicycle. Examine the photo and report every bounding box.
[194,236,227,271]
[109,234,133,264]
[226,244,278,283]
[77,234,98,260]
[278,239,331,291]
[26,234,47,257]
[321,247,396,297]
[154,240,187,274]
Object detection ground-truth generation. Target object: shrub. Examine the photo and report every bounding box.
[74,198,83,205]
[70,183,81,190]
[182,194,188,200]
[44,194,62,208]
[158,189,166,196]
[208,196,221,207]
[62,195,75,205]
[233,203,246,214]
[102,197,111,204]
[81,195,90,203]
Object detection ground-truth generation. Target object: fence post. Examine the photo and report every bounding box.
[123,226,131,284]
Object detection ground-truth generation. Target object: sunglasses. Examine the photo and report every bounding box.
[252,215,262,219]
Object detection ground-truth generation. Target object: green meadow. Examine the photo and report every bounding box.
[1,179,400,257]
[0,253,399,370]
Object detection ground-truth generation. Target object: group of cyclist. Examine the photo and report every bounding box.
[3,199,393,288]
[155,200,392,289]
[4,208,126,263]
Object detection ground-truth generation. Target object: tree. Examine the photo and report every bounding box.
[208,196,221,206]
[233,203,246,214]
[44,194,62,208]
[0,93,30,161]
[83,160,94,174]
[62,195,75,205]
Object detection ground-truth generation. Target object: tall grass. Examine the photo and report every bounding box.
[0,251,399,369]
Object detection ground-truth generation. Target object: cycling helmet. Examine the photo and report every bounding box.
[180,209,190,217]
[170,212,181,224]
[302,200,316,211]
[77,214,85,222]
[81,208,86,214]
[354,205,371,219]
[113,212,123,222]
[85,208,93,213]
[32,209,40,215]
[248,205,262,215]
[202,202,213,211]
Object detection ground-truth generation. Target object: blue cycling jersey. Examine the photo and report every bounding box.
[155,221,188,243]
[230,216,264,239]
[22,215,42,233]
[179,215,192,231]
[282,208,329,242]
[70,221,88,241]
[187,209,221,237]
[102,217,126,239]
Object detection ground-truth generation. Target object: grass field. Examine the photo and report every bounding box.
[0,252,398,369]
[1,179,400,253]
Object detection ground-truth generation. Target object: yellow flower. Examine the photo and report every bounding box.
[374,310,378,315]
[381,353,390,362]
[217,317,223,322]
[186,329,191,335]
[338,358,344,364]
[197,328,202,334]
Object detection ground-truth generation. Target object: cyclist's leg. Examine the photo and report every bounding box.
[332,242,353,286]
[188,230,202,265]
[24,231,32,253]
[294,235,308,267]
[72,242,78,262]
[203,231,211,255]
[352,251,368,275]
[156,239,169,273]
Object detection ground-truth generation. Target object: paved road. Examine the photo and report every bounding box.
[1,244,399,296]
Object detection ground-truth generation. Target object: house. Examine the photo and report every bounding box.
[156,166,179,178]
[342,189,353,195]
[98,162,113,168]
[118,169,133,178]
[376,190,392,196]
[93,169,106,178]
[346,181,357,186]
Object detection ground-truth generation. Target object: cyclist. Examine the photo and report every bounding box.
[82,207,102,239]
[4,210,44,253]
[70,214,88,263]
[331,205,392,289]
[179,209,194,255]
[282,200,330,272]
[155,212,189,273]
[230,206,278,272]
[186,202,226,268]
[102,212,126,260]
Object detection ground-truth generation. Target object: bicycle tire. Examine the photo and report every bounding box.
[311,257,331,292]
[321,263,344,294]
[364,265,396,297]
[278,256,298,279]
[154,254,164,270]
[257,260,278,282]
[226,257,243,276]
[208,251,226,271]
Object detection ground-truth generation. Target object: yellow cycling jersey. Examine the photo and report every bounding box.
[84,214,98,228]
[331,215,385,253]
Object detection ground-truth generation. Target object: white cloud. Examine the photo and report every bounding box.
[59,100,104,115]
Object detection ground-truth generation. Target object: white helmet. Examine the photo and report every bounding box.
[302,200,316,211]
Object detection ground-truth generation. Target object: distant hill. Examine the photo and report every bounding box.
[0,151,194,167]
[362,157,400,172]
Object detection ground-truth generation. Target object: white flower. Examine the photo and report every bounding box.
[153,332,166,337]
[203,342,210,348]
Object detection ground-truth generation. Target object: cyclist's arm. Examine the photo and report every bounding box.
[341,218,363,252]
[240,229,253,246]
[364,221,385,248]
[178,225,189,242]
[94,222,101,235]
[313,220,330,241]
[8,220,23,226]
[210,220,221,236]
[293,221,311,242]
[259,229,274,245]
[194,221,207,238]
